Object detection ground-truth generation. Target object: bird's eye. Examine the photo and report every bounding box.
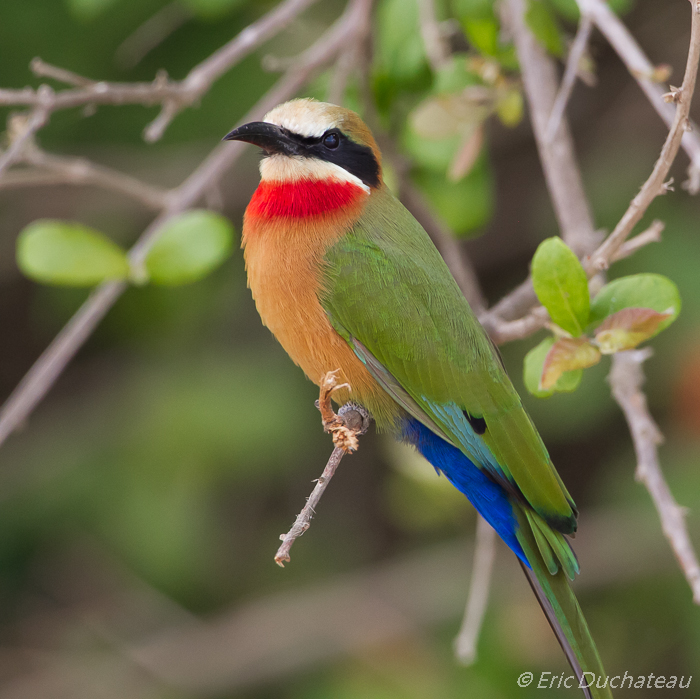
[323,132,340,149]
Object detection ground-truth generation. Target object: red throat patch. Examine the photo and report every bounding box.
[247,178,366,219]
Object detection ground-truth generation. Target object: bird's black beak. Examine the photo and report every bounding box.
[222,122,303,156]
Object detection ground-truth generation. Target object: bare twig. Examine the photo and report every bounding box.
[503,0,598,258]
[417,0,450,71]
[609,219,664,263]
[30,57,94,87]
[0,0,322,143]
[545,14,593,144]
[454,514,497,665]
[585,1,700,273]
[275,447,345,567]
[0,86,52,176]
[0,0,368,449]
[609,349,700,604]
[0,143,169,209]
[481,1,700,344]
[114,2,193,70]
[276,398,370,566]
[576,0,700,193]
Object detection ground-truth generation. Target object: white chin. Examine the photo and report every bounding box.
[259,155,370,194]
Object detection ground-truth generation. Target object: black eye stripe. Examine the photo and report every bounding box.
[280,127,380,188]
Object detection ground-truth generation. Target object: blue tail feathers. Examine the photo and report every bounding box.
[402,417,528,566]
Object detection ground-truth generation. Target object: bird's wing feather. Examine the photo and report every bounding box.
[321,186,576,531]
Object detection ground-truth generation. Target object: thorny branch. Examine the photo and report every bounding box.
[609,350,700,604]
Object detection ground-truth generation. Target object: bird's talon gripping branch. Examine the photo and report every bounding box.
[318,370,358,453]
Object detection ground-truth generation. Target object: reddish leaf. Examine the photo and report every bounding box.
[594,307,673,354]
[541,337,601,390]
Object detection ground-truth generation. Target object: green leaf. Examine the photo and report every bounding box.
[526,0,564,57]
[179,0,247,19]
[588,273,681,331]
[463,17,500,56]
[495,87,524,127]
[541,337,601,390]
[17,219,129,287]
[67,0,119,21]
[452,0,496,21]
[412,158,494,237]
[531,237,590,336]
[524,337,582,398]
[594,307,674,354]
[144,210,234,286]
[376,0,428,84]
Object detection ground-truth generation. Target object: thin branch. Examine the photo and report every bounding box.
[454,514,497,665]
[0,0,367,450]
[275,447,345,567]
[30,57,94,87]
[503,0,599,258]
[576,0,700,193]
[114,2,193,70]
[585,1,700,273]
[0,87,52,176]
[609,349,700,604]
[0,0,322,143]
[0,143,169,209]
[276,397,371,566]
[545,14,593,144]
[609,219,664,263]
[417,0,450,71]
[481,2,700,344]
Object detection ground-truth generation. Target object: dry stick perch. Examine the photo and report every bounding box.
[609,350,700,604]
[275,371,371,567]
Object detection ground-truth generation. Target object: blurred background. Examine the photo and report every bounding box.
[1,0,700,696]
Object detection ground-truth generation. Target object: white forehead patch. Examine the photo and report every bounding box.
[260,155,370,194]
[263,98,338,139]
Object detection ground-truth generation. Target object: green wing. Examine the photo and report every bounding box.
[320,186,576,533]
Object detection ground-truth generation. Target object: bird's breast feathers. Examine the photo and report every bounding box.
[241,176,399,423]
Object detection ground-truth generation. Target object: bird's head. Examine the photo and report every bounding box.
[223,98,382,193]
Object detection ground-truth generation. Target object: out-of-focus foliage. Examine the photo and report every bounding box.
[1,0,699,697]
[17,219,130,286]
[144,209,235,285]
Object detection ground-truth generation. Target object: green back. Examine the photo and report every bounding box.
[320,185,575,532]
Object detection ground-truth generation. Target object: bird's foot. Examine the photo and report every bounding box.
[317,370,362,453]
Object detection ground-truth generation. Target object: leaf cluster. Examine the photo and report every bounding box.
[524,237,680,397]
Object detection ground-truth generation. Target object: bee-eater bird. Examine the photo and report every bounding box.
[224,98,611,698]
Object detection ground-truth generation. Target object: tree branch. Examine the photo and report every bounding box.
[454,514,497,665]
[503,0,599,258]
[0,0,322,143]
[585,0,700,273]
[609,349,700,604]
[576,0,700,194]
[0,0,368,449]
[545,14,593,144]
[0,142,169,209]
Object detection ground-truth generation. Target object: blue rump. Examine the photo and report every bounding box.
[402,417,528,566]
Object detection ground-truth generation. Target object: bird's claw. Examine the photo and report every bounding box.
[318,370,358,453]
